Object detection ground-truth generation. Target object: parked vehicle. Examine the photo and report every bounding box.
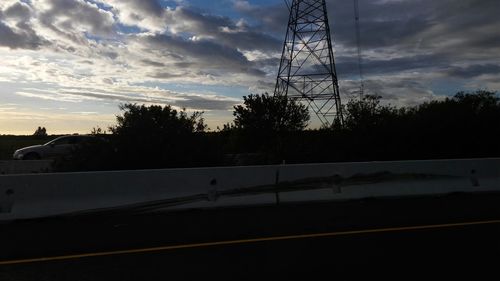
[13,135,97,160]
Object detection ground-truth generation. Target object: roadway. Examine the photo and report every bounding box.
[1,192,500,280]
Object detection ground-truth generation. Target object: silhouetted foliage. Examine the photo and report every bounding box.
[52,135,115,172]
[111,104,207,136]
[48,90,500,172]
[33,126,47,137]
[91,126,107,135]
[108,104,213,169]
[229,93,310,163]
[405,90,500,159]
[344,95,401,131]
[233,93,310,133]
[319,90,499,162]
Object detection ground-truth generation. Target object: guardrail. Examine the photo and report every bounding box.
[1,158,499,221]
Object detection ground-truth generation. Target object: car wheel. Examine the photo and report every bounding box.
[23,152,41,160]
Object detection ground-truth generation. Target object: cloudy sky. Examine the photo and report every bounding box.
[0,0,499,134]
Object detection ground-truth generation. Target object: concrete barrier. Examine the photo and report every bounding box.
[277,158,500,202]
[168,158,500,210]
[0,158,499,221]
[0,165,277,220]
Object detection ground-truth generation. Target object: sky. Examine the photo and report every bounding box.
[0,0,499,134]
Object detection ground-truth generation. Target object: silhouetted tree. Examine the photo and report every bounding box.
[344,95,400,131]
[111,104,206,136]
[109,104,209,169]
[33,126,47,137]
[230,93,310,164]
[91,126,107,135]
[408,90,500,159]
[233,93,310,132]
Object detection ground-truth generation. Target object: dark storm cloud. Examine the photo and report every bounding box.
[59,90,237,111]
[174,62,194,68]
[80,60,94,65]
[343,0,499,57]
[101,51,119,60]
[141,59,166,67]
[329,0,500,94]
[429,0,499,30]
[138,33,265,76]
[175,95,238,111]
[233,1,288,35]
[326,0,434,48]
[254,57,281,69]
[241,0,500,60]
[0,2,46,49]
[113,0,164,18]
[147,72,184,79]
[217,30,281,52]
[143,33,247,65]
[336,54,447,77]
[169,7,282,52]
[238,0,434,50]
[447,64,500,78]
[470,35,500,50]
[4,2,32,19]
[0,20,45,49]
[324,0,499,53]
[39,0,115,37]
[359,78,439,107]
[60,90,164,104]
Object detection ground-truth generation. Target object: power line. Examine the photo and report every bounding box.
[354,0,365,98]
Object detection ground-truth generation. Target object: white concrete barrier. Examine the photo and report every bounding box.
[277,158,500,203]
[0,158,499,221]
[0,165,277,220]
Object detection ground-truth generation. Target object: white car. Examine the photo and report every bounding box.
[13,135,95,160]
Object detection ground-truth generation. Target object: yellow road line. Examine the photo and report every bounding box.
[1,219,500,266]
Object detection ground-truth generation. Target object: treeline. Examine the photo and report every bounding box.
[282,91,500,163]
[58,90,500,171]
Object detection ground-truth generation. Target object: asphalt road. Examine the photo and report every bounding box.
[1,192,500,280]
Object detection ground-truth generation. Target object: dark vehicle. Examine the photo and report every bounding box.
[13,135,97,160]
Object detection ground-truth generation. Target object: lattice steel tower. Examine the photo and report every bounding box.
[275,0,344,127]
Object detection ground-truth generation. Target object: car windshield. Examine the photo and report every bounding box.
[44,136,83,146]
[44,137,66,146]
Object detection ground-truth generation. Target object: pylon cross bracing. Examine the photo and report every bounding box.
[275,0,344,127]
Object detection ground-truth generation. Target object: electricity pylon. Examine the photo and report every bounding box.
[275,0,344,127]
